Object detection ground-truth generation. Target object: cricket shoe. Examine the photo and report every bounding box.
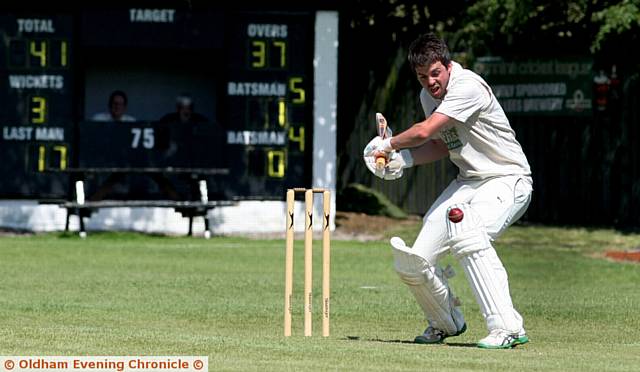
[477,329,529,349]
[414,323,467,344]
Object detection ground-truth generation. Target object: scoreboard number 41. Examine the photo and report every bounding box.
[9,39,69,69]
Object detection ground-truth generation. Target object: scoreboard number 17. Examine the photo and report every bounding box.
[37,144,67,172]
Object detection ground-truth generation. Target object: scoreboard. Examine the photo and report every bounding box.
[0,14,73,198]
[0,8,327,200]
[225,12,313,197]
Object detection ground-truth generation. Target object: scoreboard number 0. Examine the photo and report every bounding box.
[267,150,285,178]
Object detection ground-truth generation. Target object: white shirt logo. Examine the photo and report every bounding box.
[440,127,463,150]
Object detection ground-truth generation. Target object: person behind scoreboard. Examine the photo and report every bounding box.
[159,94,209,124]
[91,90,136,122]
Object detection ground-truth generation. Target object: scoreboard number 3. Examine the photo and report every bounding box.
[29,96,47,124]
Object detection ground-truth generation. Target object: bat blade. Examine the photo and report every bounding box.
[376,112,387,139]
[375,112,388,170]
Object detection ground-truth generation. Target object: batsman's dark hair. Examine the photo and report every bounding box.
[408,33,451,72]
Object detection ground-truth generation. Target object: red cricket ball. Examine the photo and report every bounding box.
[448,208,464,223]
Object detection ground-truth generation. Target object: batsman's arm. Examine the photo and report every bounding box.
[387,112,451,150]
[409,138,449,166]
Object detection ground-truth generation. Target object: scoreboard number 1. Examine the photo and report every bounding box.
[278,98,286,127]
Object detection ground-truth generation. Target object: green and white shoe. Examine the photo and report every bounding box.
[414,323,467,344]
[477,329,529,349]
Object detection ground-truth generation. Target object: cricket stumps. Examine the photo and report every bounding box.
[284,188,331,337]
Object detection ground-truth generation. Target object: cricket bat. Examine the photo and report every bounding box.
[375,113,388,170]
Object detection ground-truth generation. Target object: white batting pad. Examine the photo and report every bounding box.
[391,237,464,335]
[446,203,491,257]
[444,205,522,333]
[457,249,523,332]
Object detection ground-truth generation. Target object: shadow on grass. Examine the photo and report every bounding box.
[345,336,476,347]
[445,342,479,348]
[55,230,177,240]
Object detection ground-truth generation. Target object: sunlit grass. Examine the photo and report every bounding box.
[0,227,638,371]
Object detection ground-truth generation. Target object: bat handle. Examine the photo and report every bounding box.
[375,155,387,170]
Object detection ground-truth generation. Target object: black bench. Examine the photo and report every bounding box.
[52,167,235,238]
[62,200,236,238]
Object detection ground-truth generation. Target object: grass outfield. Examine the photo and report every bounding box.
[0,225,639,371]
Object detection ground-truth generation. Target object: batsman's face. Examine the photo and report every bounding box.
[416,61,452,100]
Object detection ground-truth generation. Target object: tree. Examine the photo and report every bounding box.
[345,0,640,57]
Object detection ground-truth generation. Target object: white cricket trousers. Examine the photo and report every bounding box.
[413,175,532,265]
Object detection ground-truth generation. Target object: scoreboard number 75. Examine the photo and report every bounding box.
[131,128,155,149]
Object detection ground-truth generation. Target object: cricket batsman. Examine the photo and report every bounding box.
[363,33,533,349]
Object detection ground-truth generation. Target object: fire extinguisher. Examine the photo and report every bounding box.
[593,69,610,112]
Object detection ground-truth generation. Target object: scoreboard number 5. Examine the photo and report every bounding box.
[289,77,305,104]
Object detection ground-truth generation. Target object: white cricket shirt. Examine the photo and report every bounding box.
[420,61,531,180]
